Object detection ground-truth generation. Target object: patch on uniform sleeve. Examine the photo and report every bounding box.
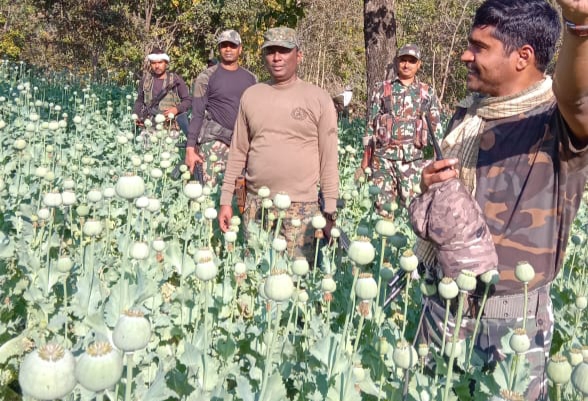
[291,107,308,121]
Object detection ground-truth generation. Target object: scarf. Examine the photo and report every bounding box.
[414,76,555,266]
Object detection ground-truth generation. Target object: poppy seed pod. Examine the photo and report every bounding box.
[151,238,166,252]
[311,214,327,230]
[234,262,247,275]
[393,341,418,370]
[82,219,103,237]
[509,328,530,354]
[112,310,151,352]
[399,250,419,272]
[43,191,62,208]
[480,269,500,285]
[87,188,102,203]
[258,186,271,198]
[130,241,150,260]
[115,173,145,200]
[514,261,535,283]
[438,277,459,300]
[546,354,572,385]
[56,255,74,273]
[18,343,76,400]
[291,257,310,276]
[271,236,287,252]
[455,269,477,292]
[375,218,396,237]
[571,361,588,395]
[273,192,291,210]
[321,274,337,293]
[75,341,123,392]
[355,273,378,300]
[347,237,375,266]
[195,260,218,281]
[183,181,203,200]
[264,270,294,302]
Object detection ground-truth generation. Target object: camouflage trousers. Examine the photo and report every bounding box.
[371,155,426,210]
[199,140,229,188]
[418,285,553,401]
[243,195,320,262]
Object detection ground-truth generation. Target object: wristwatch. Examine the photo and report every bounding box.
[323,211,338,221]
[565,18,588,37]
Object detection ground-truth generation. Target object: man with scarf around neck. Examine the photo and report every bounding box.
[414,0,588,399]
[133,48,191,136]
[218,27,339,262]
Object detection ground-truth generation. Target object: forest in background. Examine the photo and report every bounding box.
[0,0,561,115]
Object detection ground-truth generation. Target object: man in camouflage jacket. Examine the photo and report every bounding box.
[416,0,588,399]
[360,44,444,212]
[133,48,191,135]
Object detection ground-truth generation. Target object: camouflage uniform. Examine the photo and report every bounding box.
[368,45,443,210]
[199,140,229,187]
[416,99,588,400]
[243,195,319,261]
[133,71,192,134]
[187,30,257,188]
[419,288,553,401]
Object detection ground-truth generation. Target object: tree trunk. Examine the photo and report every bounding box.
[363,0,396,117]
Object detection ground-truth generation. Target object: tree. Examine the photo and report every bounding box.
[363,0,396,118]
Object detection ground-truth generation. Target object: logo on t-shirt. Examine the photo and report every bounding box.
[291,107,308,121]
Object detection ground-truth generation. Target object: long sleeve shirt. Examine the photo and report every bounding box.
[367,76,444,161]
[132,72,191,116]
[220,78,339,212]
[187,65,257,147]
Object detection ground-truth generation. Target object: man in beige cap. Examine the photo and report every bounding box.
[185,29,256,187]
[218,27,339,261]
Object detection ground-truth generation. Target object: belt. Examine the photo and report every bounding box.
[466,284,551,320]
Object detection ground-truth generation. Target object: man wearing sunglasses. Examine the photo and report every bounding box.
[185,30,257,187]
[359,44,444,213]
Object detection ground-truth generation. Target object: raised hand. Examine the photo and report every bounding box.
[556,0,588,23]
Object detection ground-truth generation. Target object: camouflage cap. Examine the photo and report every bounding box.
[261,27,300,49]
[409,178,498,278]
[217,30,242,46]
[397,44,421,60]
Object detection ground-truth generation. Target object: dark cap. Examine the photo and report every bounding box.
[409,178,498,278]
[261,27,300,49]
[397,44,421,60]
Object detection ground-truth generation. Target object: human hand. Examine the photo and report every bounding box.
[420,158,459,192]
[323,219,336,243]
[185,147,204,173]
[163,107,179,119]
[556,0,588,24]
[354,166,365,182]
[218,205,234,233]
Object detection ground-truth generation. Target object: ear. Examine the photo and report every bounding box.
[515,44,535,71]
[297,50,303,64]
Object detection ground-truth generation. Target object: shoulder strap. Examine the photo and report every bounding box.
[382,81,393,113]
